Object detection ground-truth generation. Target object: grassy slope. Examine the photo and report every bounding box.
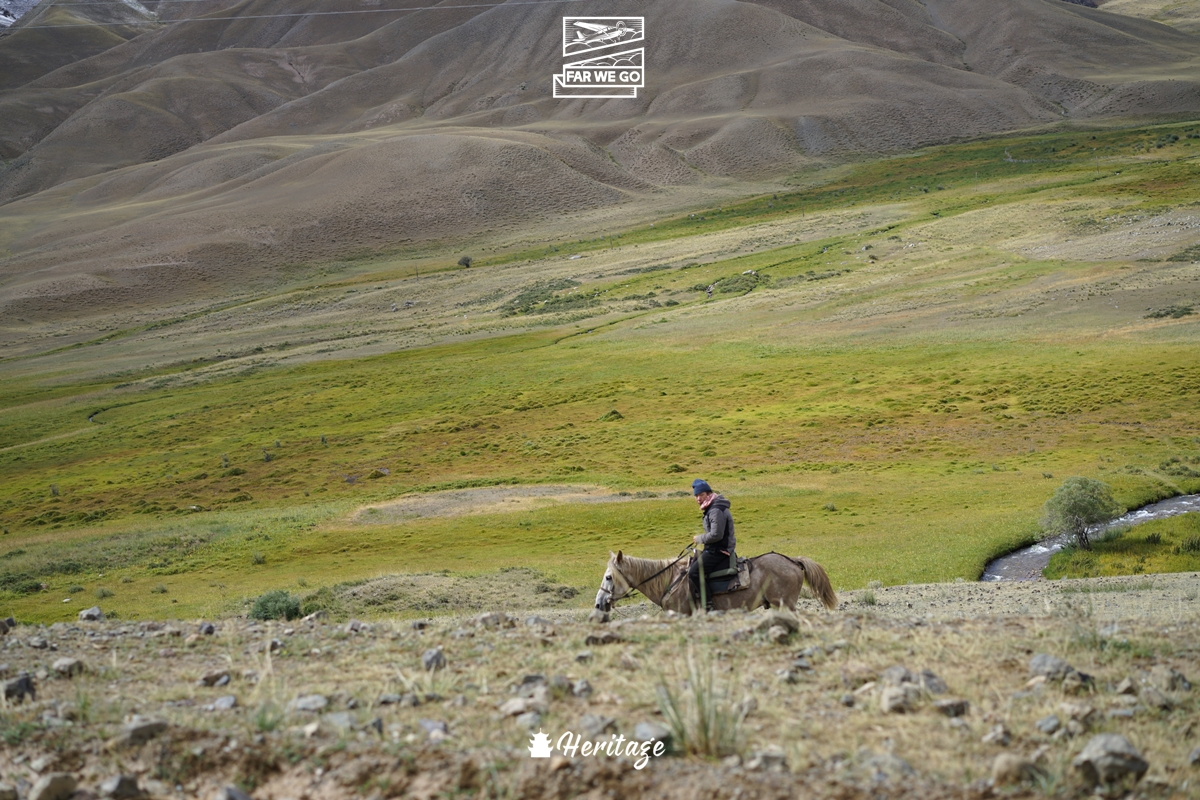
[3,121,1200,623]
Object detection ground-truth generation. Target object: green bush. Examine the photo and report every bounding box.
[251,589,301,621]
[1042,476,1121,550]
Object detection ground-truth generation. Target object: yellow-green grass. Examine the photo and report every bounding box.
[4,121,1200,623]
[1046,512,1200,579]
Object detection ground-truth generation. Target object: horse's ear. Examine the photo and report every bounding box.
[616,550,624,563]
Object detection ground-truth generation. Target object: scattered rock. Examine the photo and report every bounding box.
[199,670,230,687]
[419,718,450,741]
[619,651,642,670]
[1139,685,1172,710]
[5,673,36,703]
[981,724,1011,746]
[28,636,48,649]
[78,606,104,622]
[516,711,542,729]
[584,631,621,646]
[344,619,371,634]
[1029,653,1073,681]
[587,609,610,624]
[933,698,968,717]
[52,657,84,678]
[839,693,855,707]
[513,674,547,697]
[1058,701,1095,726]
[1061,669,1094,694]
[28,773,76,800]
[755,610,799,634]
[422,647,446,672]
[218,787,253,800]
[120,717,167,745]
[1148,664,1191,692]
[211,695,237,711]
[198,621,217,635]
[525,615,555,628]
[880,665,915,686]
[1114,677,1136,695]
[767,625,791,644]
[98,774,142,799]
[323,711,355,732]
[575,650,593,663]
[579,713,616,737]
[918,669,948,694]
[472,611,516,629]
[992,753,1040,786]
[746,745,787,772]
[633,721,672,750]
[291,694,329,713]
[1188,746,1200,766]
[572,679,593,698]
[1035,714,1061,734]
[1071,733,1149,787]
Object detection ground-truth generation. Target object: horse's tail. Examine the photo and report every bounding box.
[795,556,838,610]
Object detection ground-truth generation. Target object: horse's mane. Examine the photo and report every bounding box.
[614,554,681,602]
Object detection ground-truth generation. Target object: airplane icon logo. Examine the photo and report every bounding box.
[563,17,644,56]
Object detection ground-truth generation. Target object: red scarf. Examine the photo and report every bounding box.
[699,493,717,511]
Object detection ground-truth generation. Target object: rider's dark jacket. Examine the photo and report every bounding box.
[697,495,736,555]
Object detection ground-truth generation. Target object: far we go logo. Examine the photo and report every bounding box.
[528,729,666,769]
[553,17,645,99]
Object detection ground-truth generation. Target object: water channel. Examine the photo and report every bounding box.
[981,493,1200,582]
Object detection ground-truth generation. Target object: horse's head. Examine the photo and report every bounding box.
[594,550,632,612]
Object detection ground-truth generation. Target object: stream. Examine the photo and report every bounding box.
[981,493,1200,582]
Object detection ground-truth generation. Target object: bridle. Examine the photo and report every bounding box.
[598,546,693,610]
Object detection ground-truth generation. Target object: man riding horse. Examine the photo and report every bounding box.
[689,478,736,611]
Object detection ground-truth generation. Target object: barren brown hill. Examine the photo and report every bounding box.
[1,0,1198,322]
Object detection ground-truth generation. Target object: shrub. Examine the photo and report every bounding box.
[151,584,168,594]
[655,646,745,757]
[68,585,84,594]
[457,256,473,268]
[95,587,114,599]
[1144,532,1162,545]
[1180,535,1200,555]
[251,590,301,621]
[1042,477,1121,550]
[252,552,266,565]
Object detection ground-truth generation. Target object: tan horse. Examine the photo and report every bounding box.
[594,550,837,615]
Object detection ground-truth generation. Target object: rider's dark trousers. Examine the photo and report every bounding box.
[688,549,728,604]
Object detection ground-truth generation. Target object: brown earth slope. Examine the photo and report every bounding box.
[0,0,1198,321]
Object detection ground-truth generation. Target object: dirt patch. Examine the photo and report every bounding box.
[352,484,675,524]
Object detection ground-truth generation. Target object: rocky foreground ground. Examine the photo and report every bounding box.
[2,573,1199,800]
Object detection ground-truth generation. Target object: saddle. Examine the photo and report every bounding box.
[702,555,752,596]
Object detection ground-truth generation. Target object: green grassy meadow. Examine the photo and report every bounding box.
[3,120,1200,622]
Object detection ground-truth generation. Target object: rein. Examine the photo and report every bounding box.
[612,546,692,599]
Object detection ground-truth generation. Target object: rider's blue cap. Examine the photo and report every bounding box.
[692,479,712,495]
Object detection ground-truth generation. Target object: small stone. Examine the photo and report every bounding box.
[633,721,671,750]
[212,695,237,711]
[28,773,76,800]
[1061,670,1091,694]
[218,787,254,800]
[1139,685,1172,710]
[1188,746,1200,766]
[515,711,541,730]
[323,711,355,732]
[585,631,621,646]
[28,636,48,649]
[1058,701,1095,725]
[514,674,547,696]
[579,713,616,737]
[918,669,947,694]
[981,723,1011,746]
[839,693,855,707]
[790,657,812,671]
[1035,714,1060,734]
[1071,733,1149,787]
[841,662,877,689]
[4,673,36,703]
[587,609,609,624]
[525,615,554,628]
[934,698,968,717]
[880,665,915,686]
[499,698,532,716]
[301,611,327,624]
[98,774,142,799]
[575,650,593,663]
[422,647,446,672]
[419,718,449,741]
[1149,664,1191,692]
[377,693,402,706]
[1029,653,1072,681]
[767,625,790,644]
[619,651,642,670]
[572,679,593,698]
[78,606,104,622]
[1114,677,1136,695]
[992,754,1039,786]
[291,694,328,713]
[472,611,515,629]
[745,745,787,772]
[52,657,84,678]
[199,670,230,687]
[0,784,16,800]
[198,622,216,635]
[121,717,167,745]
[410,619,429,630]
[344,619,371,634]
